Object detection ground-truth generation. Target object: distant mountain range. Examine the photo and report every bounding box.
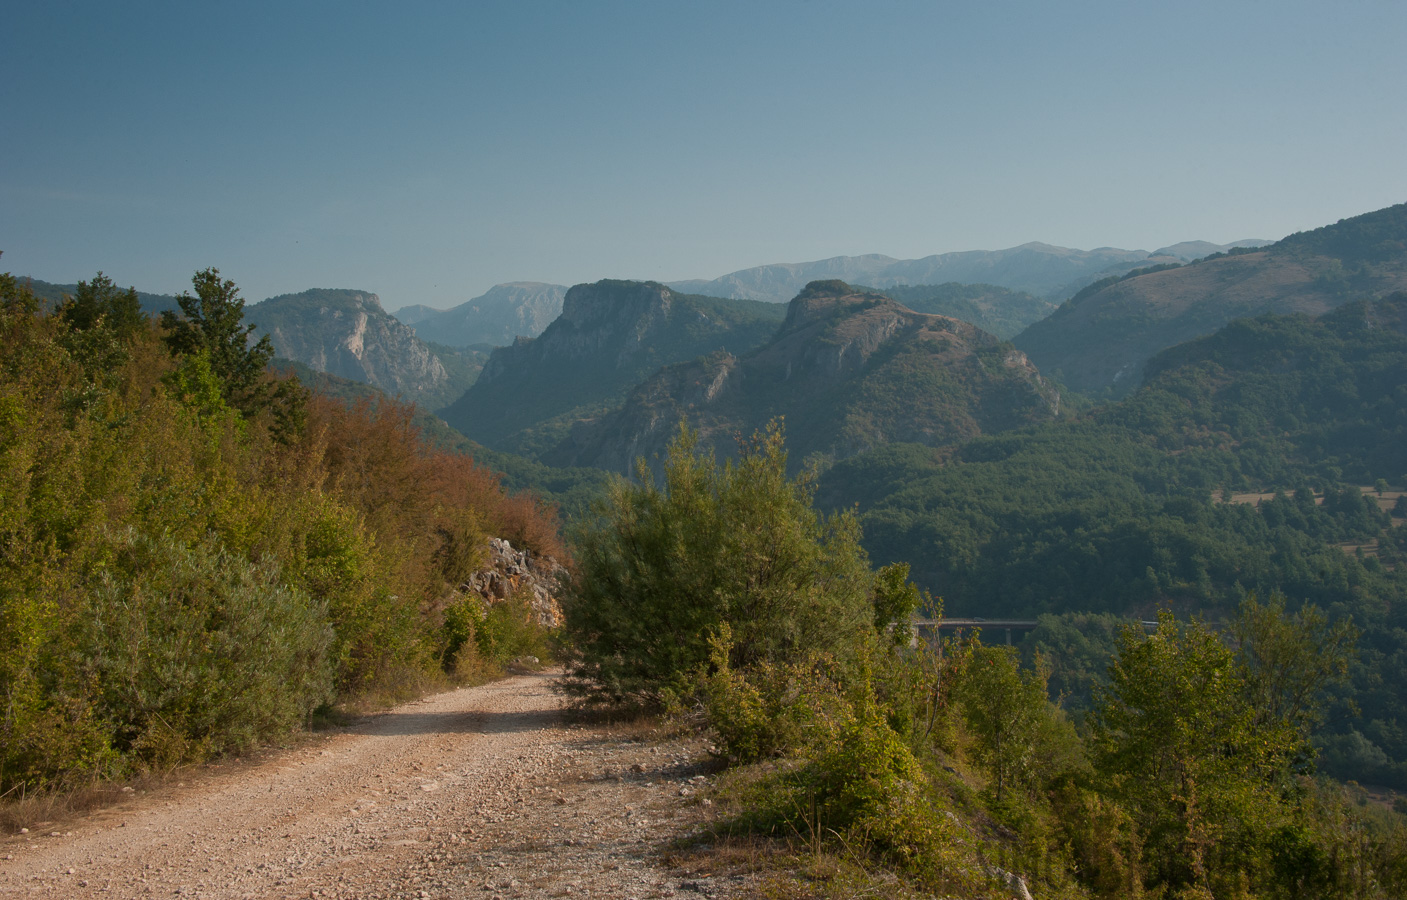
[19,277,181,317]
[547,281,1061,473]
[384,240,1265,351]
[664,240,1268,304]
[869,282,1057,340]
[392,282,568,348]
[1014,202,1407,395]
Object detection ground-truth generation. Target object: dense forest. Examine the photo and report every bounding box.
[561,425,1407,899]
[819,293,1407,787]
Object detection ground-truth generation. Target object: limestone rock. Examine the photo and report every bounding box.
[458,537,567,627]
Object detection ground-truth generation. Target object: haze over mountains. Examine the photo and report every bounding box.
[1015,203,1407,394]
[385,238,1266,347]
[439,280,785,458]
[19,206,1395,444]
[396,282,568,348]
[548,281,1060,473]
[664,239,1269,304]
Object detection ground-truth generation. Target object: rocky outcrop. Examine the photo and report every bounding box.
[439,280,784,456]
[249,289,451,406]
[458,537,567,627]
[549,280,1062,472]
[396,282,569,348]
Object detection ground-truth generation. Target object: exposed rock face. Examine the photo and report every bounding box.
[458,537,566,627]
[249,289,451,406]
[549,280,1061,472]
[439,280,784,456]
[396,282,569,348]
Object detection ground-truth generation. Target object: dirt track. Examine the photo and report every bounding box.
[0,673,745,899]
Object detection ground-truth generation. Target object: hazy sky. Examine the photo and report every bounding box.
[4,1,1405,309]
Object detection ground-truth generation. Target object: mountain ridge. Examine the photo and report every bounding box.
[548,280,1061,473]
[664,240,1267,303]
[439,280,786,458]
[1013,202,1407,395]
[249,288,463,409]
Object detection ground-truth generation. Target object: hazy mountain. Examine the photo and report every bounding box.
[1152,239,1271,261]
[547,281,1061,473]
[871,282,1058,340]
[248,289,466,410]
[439,280,786,458]
[391,303,443,326]
[1014,202,1407,395]
[667,244,1190,303]
[19,276,181,317]
[394,282,568,348]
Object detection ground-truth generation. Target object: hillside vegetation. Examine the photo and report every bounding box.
[820,292,1407,786]
[0,270,562,792]
[550,281,1060,473]
[563,424,1407,899]
[1015,202,1407,394]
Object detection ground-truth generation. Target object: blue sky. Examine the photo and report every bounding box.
[3,1,1404,308]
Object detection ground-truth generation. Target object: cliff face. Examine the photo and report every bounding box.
[399,282,568,348]
[439,280,785,458]
[249,289,451,407]
[548,281,1061,472]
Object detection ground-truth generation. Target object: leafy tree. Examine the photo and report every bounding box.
[956,642,1069,803]
[871,561,923,646]
[562,422,874,705]
[161,268,276,416]
[58,272,144,338]
[1092,613,1301,895]
[1232,592,1357,746]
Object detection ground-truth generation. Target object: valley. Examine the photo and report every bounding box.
[8,198,1407,899]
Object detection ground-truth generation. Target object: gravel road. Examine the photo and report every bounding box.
[0,673,747,900]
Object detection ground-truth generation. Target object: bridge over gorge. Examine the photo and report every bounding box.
[912,617,1160,645]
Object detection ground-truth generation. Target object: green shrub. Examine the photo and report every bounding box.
[442,593,552,679]
[79,532,334,766]
[563,422,874,706]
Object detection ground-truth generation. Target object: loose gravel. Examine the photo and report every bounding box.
[0,673,753,899]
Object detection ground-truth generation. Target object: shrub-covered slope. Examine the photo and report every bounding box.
[0,270,562,792]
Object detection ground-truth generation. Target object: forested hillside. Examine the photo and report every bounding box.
[819,292,1407,785]
[1015,202,1407,394]
[0,270,562,792]
[560,424,1407,899]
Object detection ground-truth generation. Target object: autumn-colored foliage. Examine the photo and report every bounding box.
[0,271,563,792]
